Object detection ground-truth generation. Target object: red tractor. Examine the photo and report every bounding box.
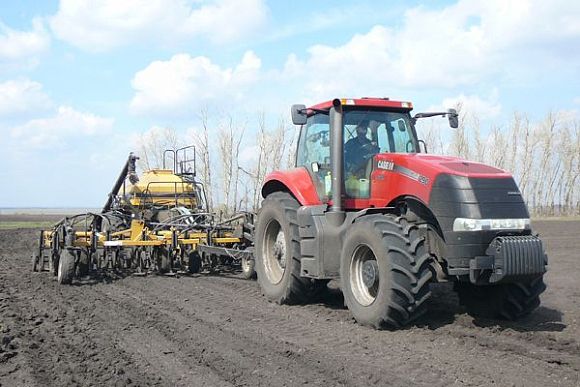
[255,97,547,329]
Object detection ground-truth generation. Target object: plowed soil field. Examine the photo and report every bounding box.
[1,218,579,386]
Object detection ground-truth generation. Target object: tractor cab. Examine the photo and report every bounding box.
[292,98,457,208]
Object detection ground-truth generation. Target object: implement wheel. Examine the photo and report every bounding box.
[156,247,171,273]
[340,214,433,329]
[188,251,202,274]
[255,192,318,304]
[241,254,256,280]
[58,249,76,285]
[77,249,90,277]
[31,254,40,272]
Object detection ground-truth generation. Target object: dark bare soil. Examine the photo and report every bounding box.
[1,219,579,386]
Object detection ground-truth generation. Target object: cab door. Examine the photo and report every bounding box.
[295,113,331,202]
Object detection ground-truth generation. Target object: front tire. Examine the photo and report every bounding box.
[255,192,315,304]
[340,215,433,329]
[455,276,546,320]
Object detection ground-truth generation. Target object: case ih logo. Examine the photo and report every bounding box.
[377,160,394,170]
[377,159,430,185]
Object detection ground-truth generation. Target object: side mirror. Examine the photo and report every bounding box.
[291,104,307,125]
[448,108,459,128]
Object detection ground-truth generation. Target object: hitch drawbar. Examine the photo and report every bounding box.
[469,236,547,284]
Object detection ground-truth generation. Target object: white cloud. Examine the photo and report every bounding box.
[49,0,268,52]
[130,51,261,117]
[0,79,53,118]
[280,26,397,101]
[439,91,502,119]
[279,0,580,98]
[0,18,49,67]
[11,106,114,148]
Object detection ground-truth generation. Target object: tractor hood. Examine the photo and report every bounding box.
[371,153,528,237]
[373,153,512,181]
[370,153,525,221]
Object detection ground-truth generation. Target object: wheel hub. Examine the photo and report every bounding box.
[262,219,286,284]
[362,260,378,288]
[273,231,286,268]
[349,245,380,306]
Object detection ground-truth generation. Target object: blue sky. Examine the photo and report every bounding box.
[1,0,579,207]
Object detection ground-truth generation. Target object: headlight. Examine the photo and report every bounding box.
[453,218,530,232]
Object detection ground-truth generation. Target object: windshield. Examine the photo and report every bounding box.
[343,109,417,153]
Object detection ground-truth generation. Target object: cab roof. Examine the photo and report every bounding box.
[309,97,413,112]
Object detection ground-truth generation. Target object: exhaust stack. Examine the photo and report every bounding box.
[328,98,345,225]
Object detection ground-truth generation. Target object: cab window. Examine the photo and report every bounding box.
[296,114,331,199]
[343,110,417,199]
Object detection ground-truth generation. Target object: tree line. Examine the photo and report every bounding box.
[137,107,579,218]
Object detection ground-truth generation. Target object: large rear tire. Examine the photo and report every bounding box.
[255,192,317,304]
[455,276,546,320]
[340,214,433,329]
[58,249,76,285]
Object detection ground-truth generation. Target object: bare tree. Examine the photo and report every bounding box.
[449,103,470,159]
[252,112,267,210]
[217,115,245,215]
[285,123,299,168]
[191,109,214,213]
[487,127,507,169]
[137,127,180,171]
[517,113,538,205]
[505,112,522,176]
[247,113,293,210]
[561,121,578,215]
[417,118,445,155]
[470,115,485,163]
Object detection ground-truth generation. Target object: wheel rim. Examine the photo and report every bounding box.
[349,244,380,306]
[262,219,286,284]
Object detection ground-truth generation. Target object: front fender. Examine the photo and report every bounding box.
[262,168,321,206]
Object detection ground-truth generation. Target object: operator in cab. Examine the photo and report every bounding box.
[344,120,379,177]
